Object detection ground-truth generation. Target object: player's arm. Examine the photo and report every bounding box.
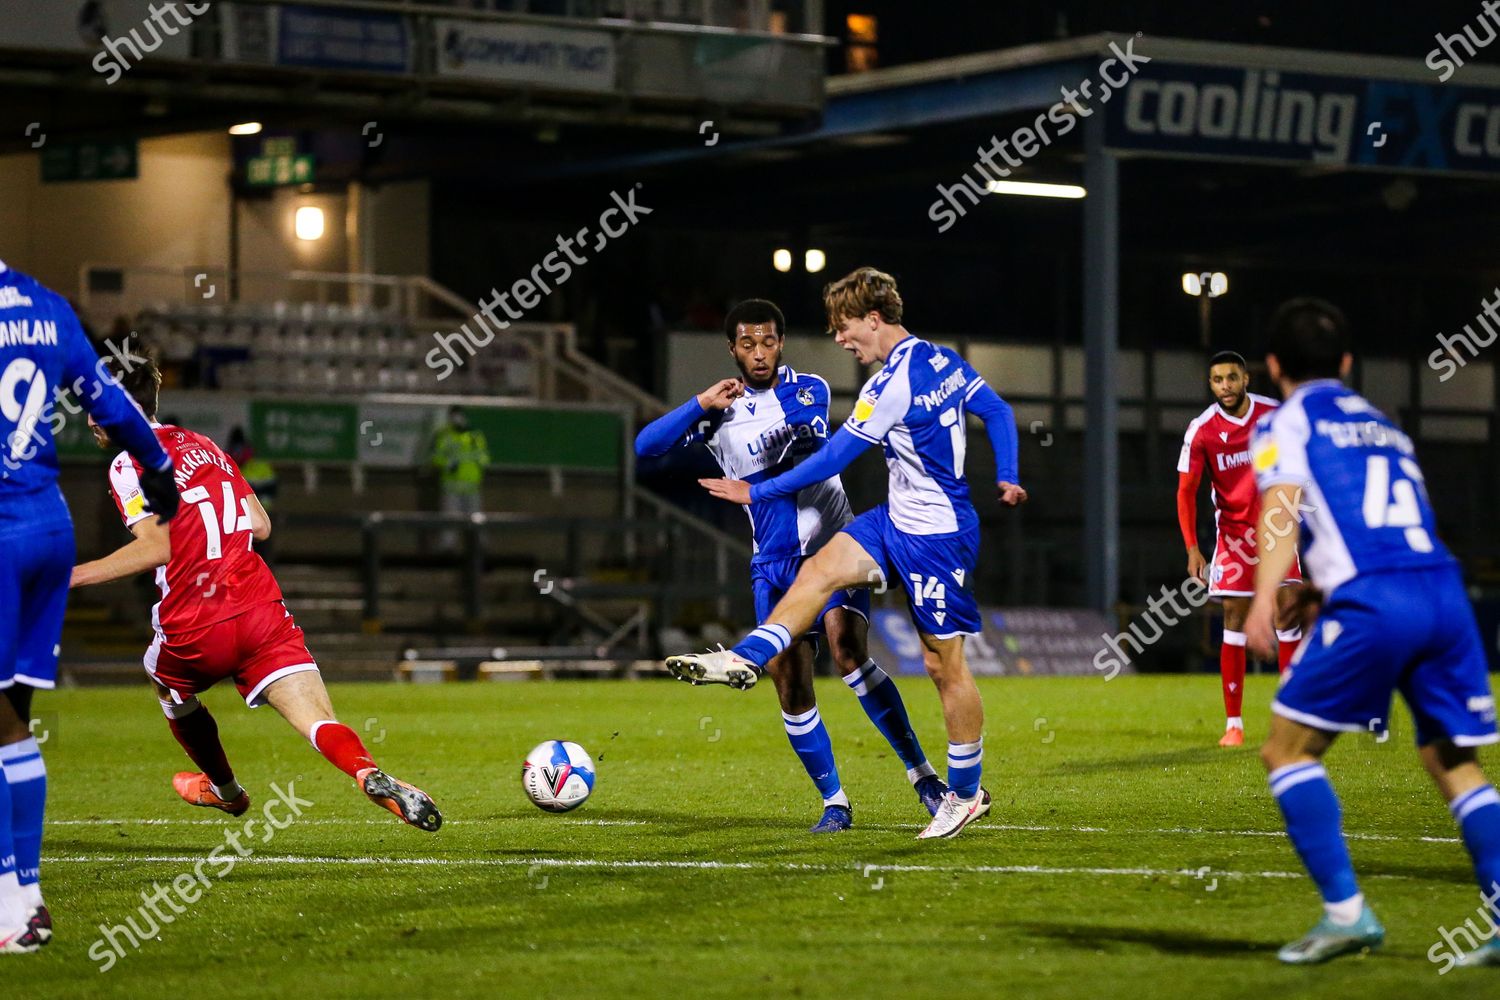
[1176,426,1208,581]
[247,493,272,541]
[1244,416,1312,658]
[1246,483,1302,658]
[633,378,741,457]
[59,315,179,519]
[964,379,1026,507]
[703,426,873,506]
[70,517,170,588]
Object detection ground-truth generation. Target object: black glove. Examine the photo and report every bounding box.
[138,462,181,522]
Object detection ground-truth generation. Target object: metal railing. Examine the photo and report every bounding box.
[325,508,753,638]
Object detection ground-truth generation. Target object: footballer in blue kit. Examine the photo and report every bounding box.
[1245,298,1500,966]
[638,299,945,832]
[0,260,181,953]
[668,269,1026,840]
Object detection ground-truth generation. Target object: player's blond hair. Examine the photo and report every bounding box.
[822,267,903,331]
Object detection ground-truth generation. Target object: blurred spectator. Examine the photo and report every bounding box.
[228,425,279,563]
[429,406,491,552]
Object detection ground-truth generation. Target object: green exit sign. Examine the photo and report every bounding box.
[246,154,315,186]
[40,140,137,183]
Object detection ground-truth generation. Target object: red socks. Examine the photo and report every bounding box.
[310,721,377,778]
[1277,627,1303,674]
[1220,630,1247,721]
[168,707,236,787]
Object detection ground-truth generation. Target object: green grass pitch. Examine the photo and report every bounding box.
[6,674,1494,998]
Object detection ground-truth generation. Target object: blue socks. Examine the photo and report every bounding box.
[843,660,934,780]
[733,624,791,669]
[1269,762,1361,911]
[1452,784,1500,915]
[782,707,847,807]
[946,739,983,799]
[1,738,45,909]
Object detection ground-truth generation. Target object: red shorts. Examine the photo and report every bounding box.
[145,601,318,708]
[1209,523,1303,597]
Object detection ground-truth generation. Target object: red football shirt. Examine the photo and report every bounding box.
[108,425,284,636]
[1177,394,1280,533]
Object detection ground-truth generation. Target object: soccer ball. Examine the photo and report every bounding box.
[521,740,596,812]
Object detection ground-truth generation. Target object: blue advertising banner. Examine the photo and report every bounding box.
[866,606,1120,678]
[1105,61,1500,177]
[277,4,409,72]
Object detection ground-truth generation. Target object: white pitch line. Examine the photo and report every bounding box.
[46,817,1460,843]
[46,854,1310,879]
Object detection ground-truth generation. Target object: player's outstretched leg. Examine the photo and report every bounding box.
[667,535,876,691]
[1421,741,1500,968]
[157,688,250,816]
[767,644,852,833]
[261,672,441,832]
[825,609,945,816]
[915,634,990,840]
[2,684,51,947]
[1262,717,1383,964]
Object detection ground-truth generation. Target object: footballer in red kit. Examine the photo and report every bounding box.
[71,357,440,831]
[1177,351,1306,747]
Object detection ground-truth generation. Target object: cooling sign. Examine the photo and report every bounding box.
[1105,61,1500,176]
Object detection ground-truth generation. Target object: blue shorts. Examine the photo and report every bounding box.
[751,555,870,637]
[1274,565,1498,747]
[842,503,980,638]
[0,524,74,691]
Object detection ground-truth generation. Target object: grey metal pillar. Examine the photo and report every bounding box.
[1083,115,1120,614]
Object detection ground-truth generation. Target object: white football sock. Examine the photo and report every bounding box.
[1324,893,1364,926]
[0,872,27,928]
[211,779,245,801]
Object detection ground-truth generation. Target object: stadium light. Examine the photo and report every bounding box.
[804,249,827,273]
[1181,271,1228,298]
[985,180,1086,199]
[294,206,325,241]
[772,248,793,273]
[1181,271,1229,347]
[228,122,262,136]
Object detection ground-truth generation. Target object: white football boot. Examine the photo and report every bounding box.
[916,788,992,840]
[665,647,759,690]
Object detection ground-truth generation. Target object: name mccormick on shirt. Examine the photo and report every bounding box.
[914,367,970,412]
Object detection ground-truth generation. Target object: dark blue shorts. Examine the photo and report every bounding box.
[1273,565,1498,747]
[0,524,74,690]
[841,503,981,638]
[751,554,870,636]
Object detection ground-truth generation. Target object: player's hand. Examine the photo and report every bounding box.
[699,477,751,505]
[1245,594,1277,660]
[997,481,1028,507]
[1186,547,1208,582]
[138,461,181,522]
[696,378,744,412]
